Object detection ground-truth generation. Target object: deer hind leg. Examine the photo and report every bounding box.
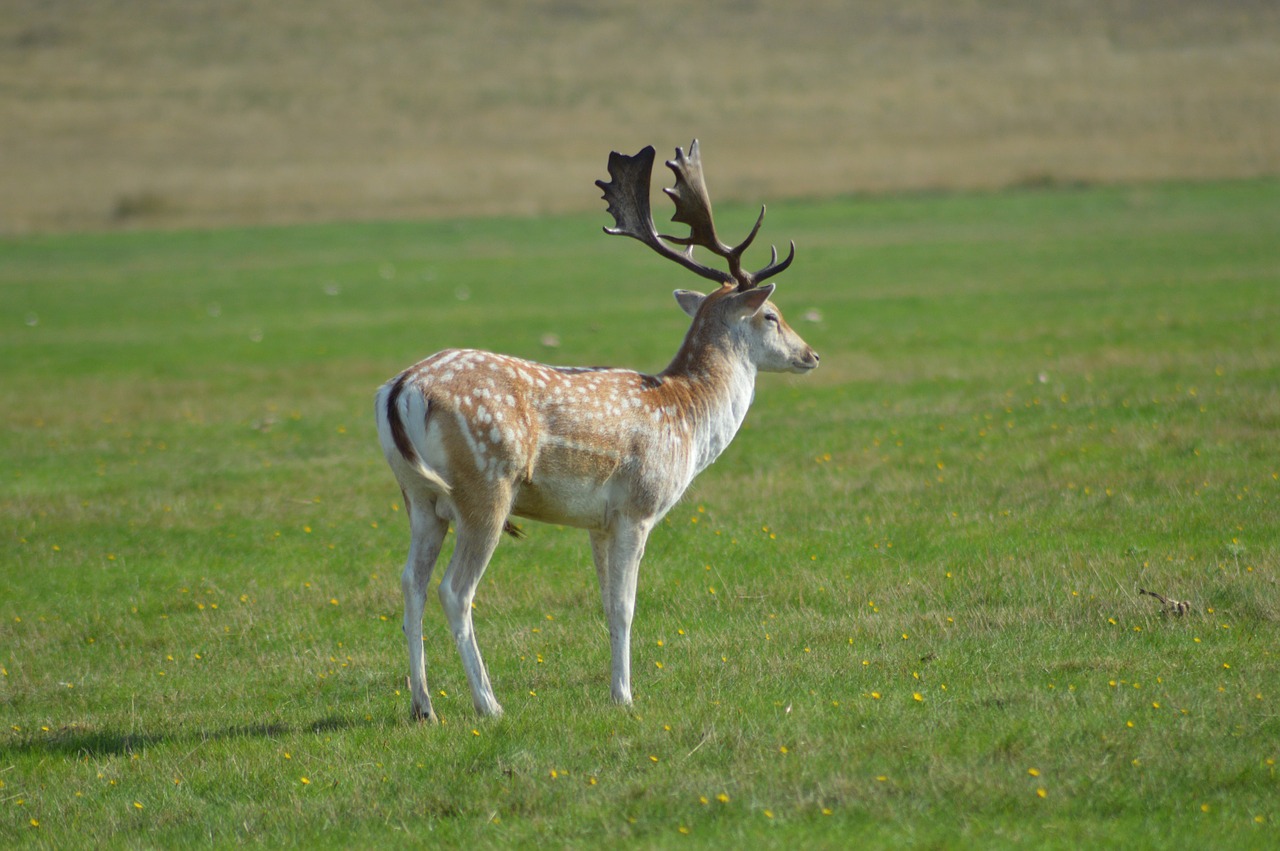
[401,494,449,723]
[438,509,507,718]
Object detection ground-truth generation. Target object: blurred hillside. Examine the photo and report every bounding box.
[3,0,1277,232]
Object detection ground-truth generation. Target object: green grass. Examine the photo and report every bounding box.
[3,179,1279,847]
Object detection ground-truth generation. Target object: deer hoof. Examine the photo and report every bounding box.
[410,705,439,725]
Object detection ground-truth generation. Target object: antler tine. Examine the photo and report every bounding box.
[597,146,732,286]
[724,204,794,288]
[732,204,768,259]
[749,237,797,285]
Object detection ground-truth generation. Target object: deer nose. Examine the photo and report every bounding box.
[795,348,819,371]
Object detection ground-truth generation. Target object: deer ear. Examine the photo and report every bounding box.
[673,289,706,318]
[734,283,775,314]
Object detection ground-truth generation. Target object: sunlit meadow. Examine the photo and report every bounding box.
[2,179,1278,847]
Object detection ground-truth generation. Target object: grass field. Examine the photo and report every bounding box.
[3,178,1279,847]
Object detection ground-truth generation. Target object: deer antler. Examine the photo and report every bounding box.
[662,140,795,289]
[598,140,794,290]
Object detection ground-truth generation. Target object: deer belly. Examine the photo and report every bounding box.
[510,475,613,529]
[509,434,632,528]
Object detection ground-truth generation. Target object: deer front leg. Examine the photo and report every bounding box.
[402,501,448,723]
[588,529,611,612]
[601,519,653,706]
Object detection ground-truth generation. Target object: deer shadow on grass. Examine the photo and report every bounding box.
[1,715,377,760]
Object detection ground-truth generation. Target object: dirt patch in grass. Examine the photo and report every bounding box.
[3,0,1278,232]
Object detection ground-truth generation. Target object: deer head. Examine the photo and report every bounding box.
[598,140,817,376]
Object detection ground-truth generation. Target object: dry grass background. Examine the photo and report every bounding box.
[2,0,1278,233]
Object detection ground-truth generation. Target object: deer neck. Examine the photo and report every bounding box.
[659,328,757,475]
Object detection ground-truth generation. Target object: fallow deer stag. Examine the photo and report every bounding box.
[375,140,818,721]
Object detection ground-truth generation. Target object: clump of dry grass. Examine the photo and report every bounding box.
[3,0,1279,232]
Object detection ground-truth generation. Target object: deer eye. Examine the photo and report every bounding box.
[763,312,780,325]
